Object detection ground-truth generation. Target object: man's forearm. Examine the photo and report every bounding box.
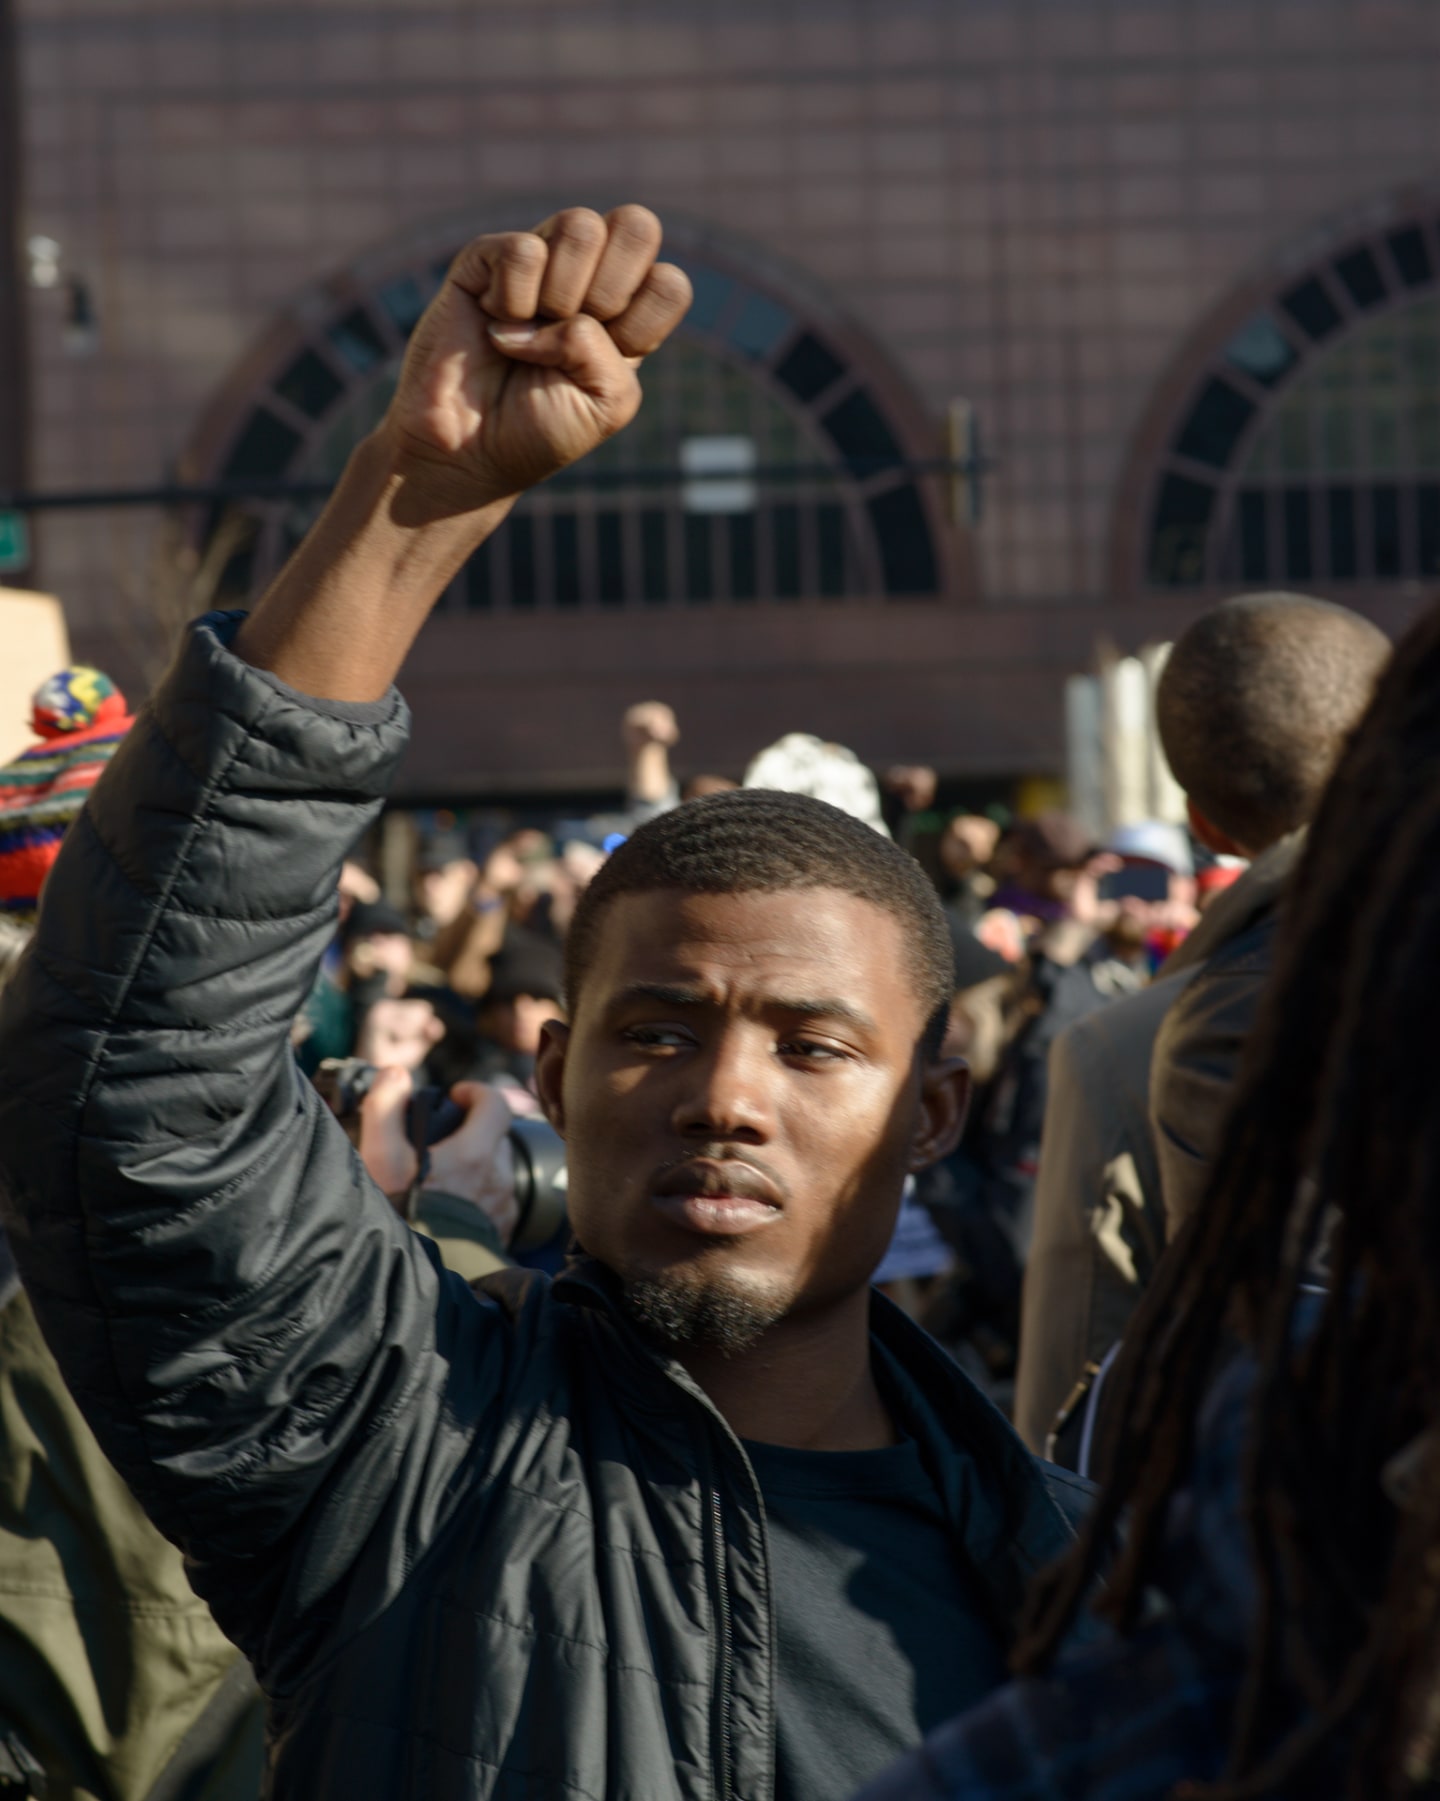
[628,742,674,807]
[234,426,514,703]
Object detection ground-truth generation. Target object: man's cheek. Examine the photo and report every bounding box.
[566,1111,624,1176]
[829,1169,907,1261]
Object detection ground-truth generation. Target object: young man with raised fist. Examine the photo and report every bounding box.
[0,206,1085,1800]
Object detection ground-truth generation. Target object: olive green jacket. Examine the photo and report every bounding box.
[0,1193,505,1800]
[412,1189,510,1283]
[0,1284,264,1801]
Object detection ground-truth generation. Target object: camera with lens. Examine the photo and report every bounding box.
[313,1058,569,1253]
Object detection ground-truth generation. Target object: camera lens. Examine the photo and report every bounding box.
[506,1116,568,1252]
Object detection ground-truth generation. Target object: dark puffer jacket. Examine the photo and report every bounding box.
[0,616,1089,1799]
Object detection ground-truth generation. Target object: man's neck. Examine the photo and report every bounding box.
[675,1288,896,1452]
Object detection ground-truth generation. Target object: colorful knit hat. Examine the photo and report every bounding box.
[0,667,134,920]
[30,665,127,739]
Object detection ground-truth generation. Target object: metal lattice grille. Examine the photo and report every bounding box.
[218,242,942,609]
[1145,212,1440,592]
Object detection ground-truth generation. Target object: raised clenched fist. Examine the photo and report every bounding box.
[382,205,692,514]
[622,701,681,753]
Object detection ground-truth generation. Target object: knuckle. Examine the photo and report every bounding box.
[607,203,662,249]
[552,206,607,249]
[648,262,694,309]
[449,232,500,272]
[561,313,606,349]
[502,232,549,273]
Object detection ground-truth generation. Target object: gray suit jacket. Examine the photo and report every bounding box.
[1150,837,1301,1237]
[1013,837,1301,1453]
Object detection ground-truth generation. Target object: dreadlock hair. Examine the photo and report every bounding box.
[1011,602,1440,1799]
[564,788,956,1059]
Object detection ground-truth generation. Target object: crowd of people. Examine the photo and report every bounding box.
[0,203,1432,1800]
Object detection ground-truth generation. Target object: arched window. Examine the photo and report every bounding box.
[1132,203,1440,595]
[187,216,953,609]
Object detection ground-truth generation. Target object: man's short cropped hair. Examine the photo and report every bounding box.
[565,789,956,1057]
[1156,591,1391,853]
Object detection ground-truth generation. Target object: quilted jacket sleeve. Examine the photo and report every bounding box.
[0,613,502,1687]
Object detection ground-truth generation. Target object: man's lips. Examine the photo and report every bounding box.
[649,1160,783,1238]
[650,1193,781,1236]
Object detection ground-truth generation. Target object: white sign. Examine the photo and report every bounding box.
[680,435,757,515]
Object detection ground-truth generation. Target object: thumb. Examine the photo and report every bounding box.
[487,315,639,410]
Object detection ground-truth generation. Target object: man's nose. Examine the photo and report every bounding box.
[670,1029,773,1142]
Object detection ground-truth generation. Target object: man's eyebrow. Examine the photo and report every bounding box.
[610,982,710,1011]
[767,996,879,1037]
[609,982,878,1037]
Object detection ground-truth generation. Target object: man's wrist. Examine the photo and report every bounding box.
[370,419,520,531]
[232,427,517,700]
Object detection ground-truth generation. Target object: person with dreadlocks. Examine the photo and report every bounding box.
[856,594,1440,1799]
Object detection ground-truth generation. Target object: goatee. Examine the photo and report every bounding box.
[620,1272,790,1358]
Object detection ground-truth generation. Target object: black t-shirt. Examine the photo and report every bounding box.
[743,1434,1008,1801]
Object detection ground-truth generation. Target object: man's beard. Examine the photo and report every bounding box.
[620,1268,793,1358]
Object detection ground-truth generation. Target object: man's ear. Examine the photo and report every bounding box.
[535,1017,571,1135]
[1187,797,1248,860]
[908,1056,971,1173]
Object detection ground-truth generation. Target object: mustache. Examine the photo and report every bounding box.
[650,1147,789,1208]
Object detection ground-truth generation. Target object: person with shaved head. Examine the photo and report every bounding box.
[1015,591,1390,1461]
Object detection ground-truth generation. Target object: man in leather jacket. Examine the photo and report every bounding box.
[0,207,1087,1801]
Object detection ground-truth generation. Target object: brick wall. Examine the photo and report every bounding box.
[15,0,1440,784]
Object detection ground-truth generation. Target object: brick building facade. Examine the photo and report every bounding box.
[11,0,1440,799]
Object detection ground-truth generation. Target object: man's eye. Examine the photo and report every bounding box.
[623,1026,690,1049]
[779,1039,846,1062]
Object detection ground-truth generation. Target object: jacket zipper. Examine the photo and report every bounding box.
[709,1484,735,1801]
[565,1295,754,1801]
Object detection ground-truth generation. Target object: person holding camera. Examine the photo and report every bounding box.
[353,1061,518,1282]
[323,1034,568,1282]
[0,205,1085,1800]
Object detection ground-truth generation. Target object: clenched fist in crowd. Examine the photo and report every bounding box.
[235,205,691,702]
